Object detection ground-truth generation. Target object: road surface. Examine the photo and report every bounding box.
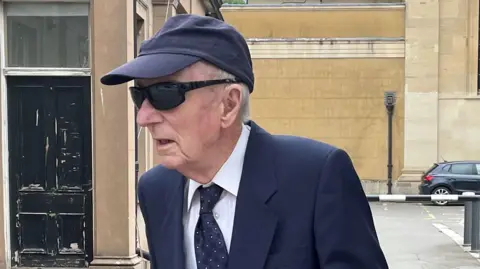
[371,202,480,269]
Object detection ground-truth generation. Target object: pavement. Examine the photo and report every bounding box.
[371,202,480,269]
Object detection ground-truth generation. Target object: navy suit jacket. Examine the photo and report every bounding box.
[138,121,389,269]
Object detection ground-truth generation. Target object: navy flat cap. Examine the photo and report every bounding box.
[100,14,255,92]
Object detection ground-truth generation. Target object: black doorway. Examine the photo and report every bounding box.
[7,76,93,267]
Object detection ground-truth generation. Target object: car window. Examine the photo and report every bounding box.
[450,163,474,175]
[442,165,451,172]
[424,164,439,175]
[476,164,480,175]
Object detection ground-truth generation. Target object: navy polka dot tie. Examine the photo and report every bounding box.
[194,184,228,269]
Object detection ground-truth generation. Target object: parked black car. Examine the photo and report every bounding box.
[418,160,480,205]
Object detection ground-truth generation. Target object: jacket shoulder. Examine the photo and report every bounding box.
[272,134,340,161]
[269,134,353,185]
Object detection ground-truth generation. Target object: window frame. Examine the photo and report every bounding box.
[1,0,91,77]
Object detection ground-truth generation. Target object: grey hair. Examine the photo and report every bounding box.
[214,69,251,124]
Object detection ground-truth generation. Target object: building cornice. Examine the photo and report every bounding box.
[247,38,405,59]
[221,3,405,11]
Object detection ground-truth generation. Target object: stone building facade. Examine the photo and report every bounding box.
[221,0,480,193]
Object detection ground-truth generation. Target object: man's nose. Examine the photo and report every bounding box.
[136,99,162,127]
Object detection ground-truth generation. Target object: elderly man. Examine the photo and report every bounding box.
[100,14,388,269]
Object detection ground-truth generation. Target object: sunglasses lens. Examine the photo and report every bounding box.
[148,87,185,110]
[129,88,145,108]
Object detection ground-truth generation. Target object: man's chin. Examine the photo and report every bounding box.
[155,155,184,170]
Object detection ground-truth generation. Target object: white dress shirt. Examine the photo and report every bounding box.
[183,124,251,269]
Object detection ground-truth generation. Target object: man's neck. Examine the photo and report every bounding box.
[179,124,243,184]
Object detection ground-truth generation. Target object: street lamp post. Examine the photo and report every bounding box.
[384,91,396,195]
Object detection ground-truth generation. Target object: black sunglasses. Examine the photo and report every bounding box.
[129,78,240,111]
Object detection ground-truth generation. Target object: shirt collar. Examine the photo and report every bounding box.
[186,124,251,212]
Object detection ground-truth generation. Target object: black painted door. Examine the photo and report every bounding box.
[7,76,93,267]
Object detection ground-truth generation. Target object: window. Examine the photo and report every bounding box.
[450,163,475,175]
[5,3,89,68]
[475,164,480,175]
[424,163,439,174]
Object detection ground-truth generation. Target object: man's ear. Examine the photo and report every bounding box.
[220,84,242,128]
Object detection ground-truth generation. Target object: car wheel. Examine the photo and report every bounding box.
[432,187,451,206]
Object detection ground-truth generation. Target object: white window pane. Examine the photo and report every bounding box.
[6,3,89,68]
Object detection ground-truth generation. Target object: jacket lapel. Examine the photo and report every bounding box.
[157,172,186,269]
[228,121,278,269]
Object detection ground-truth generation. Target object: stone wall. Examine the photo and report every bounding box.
[399,0,480,188]
[222,4,406,183]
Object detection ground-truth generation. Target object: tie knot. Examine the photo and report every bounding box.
[198,184,223,214]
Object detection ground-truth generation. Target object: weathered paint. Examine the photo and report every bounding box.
[7,76,93,267]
